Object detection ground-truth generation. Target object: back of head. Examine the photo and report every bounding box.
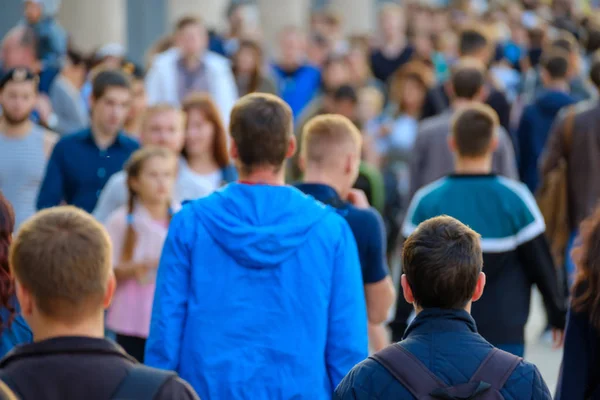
[9,207,112,324]
[403,216,482,309]
[551,31,578,55]
[229,93,293,174]
[451,60,486,100]
[301,114,362,170]
[541,49,570,80]
[458,28,489,58]
[452,104,498,158]
[590,51,600,88]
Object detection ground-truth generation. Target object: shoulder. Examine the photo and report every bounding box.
[418,113,449,136]
[502,360,551,399]
[105,206,128,229]
[151,48,179,67]
[402,178,449,236]
[335,357,407,399]
[156,376,199,400]
[494,176,545,236]
[495,176,541,215]
[51,129,85,152]
[118,134,140,151]
[347,206,384,232]
[204,50,232,69]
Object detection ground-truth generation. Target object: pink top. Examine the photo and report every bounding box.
[105,203,178,338]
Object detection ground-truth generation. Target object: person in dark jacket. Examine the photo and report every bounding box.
[421,28,512,133]
[556,206,600,399]
[335,215,553,400]
[0,206,198,400]
[516,49,576,193]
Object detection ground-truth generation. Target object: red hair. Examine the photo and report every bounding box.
[0,192,16,331]
[182,93,230,169]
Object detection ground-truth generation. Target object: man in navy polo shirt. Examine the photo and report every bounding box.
[295,114,396,350]
[37,70,139,213]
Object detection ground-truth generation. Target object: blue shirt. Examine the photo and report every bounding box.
[295,183,389,284]
[272,64,321,118]
[37,128,139,213]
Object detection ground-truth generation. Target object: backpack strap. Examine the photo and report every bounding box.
[469,349,522,391]
[111,364,177,400]
[370,343,446,397]
[563,106,576,157]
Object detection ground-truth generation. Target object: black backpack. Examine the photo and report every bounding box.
[0,364,176,400]
[370,344,522,400]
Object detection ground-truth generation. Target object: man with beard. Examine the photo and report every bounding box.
[37,69,139,213]
[0,67,56,231]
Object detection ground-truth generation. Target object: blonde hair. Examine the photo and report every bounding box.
[140,104,185,133]
[301,114,362,166]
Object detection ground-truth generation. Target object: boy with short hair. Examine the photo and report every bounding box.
[335,216,553,399]
[0,206,198,400]
[403,104,565,357]
[516,49,576,193]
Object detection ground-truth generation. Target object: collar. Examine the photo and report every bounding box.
[84,128,128,148]
[403,308,478,340]
[0,336,135,368]
[295,183,346,208]
[448,173,496,179]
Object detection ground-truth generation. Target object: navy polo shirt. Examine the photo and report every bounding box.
[37,128,139,213]
[295,183,388,284]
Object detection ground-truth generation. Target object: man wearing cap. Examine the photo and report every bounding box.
[0,67,57,231]
[37,69,139,213]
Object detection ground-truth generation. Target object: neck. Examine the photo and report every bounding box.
[451,98,476,109]
[91,121,118,150]
[143,201,170,221]
[545,80,569,92]
[124,118,142,138]
[238,166,285,186]
[187,153,218,174]
[0,118,32,137]
[303,168,349,199]
[32,313,105,342]
[383,36,405,52]
[413,303,472,316]
[454,156,492,174]
[62,71,80,89]
[183,54,200,69]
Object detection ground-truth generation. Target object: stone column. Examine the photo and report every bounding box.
[257,0,311,57]
[330,0,375,37]
[57,0,126,52]
[167,0,228,31]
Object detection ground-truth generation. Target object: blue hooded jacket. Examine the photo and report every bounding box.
[516,90,576,193]
[145,183,368,399]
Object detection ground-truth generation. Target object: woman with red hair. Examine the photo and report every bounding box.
[0,192,32,357]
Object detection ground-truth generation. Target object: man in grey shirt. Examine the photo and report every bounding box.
[48,49,89,135]
[410,60,518,199]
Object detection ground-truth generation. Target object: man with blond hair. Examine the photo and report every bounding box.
[0,206,198,399]
[295,114,395,351]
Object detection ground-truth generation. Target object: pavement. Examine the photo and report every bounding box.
[525,289,563,393]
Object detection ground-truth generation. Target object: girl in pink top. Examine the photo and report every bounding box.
[105,147,178,362]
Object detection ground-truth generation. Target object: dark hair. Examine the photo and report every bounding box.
[572,206,600,331]
[182,93,230,169]
[91,69,131,100]
[459,28,488,57]
[66,48,87,67]
[590,51,600,88]
[121,61,145,80]
[229,93,293,174]
[452,104,499,157]
[232,40,264,94]
[551,32,578,54]
[0,192,15,332]
[333,85,358,104]
[541,49,570,80]
[586,26,600,55]
[528,26,546,48]
[175,15,203,31]
[451,62,485,99]
[403,215,482,309]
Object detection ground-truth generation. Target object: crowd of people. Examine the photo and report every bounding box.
[2,0,600,398]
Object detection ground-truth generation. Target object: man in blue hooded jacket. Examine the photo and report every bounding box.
[145,93,368,399]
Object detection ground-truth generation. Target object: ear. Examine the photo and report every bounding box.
[471,272,486,302]
[286,135,297,159]
[128,177,141,194]
[15,281,33,319]
[103,273,117,310]
[447,134,457,153]
[229,141,239,161]
[445,80,455,99]
[489,134,499,152]
[400,274,415,305]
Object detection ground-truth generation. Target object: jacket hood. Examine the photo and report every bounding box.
[535,90,574,115]
[191,183,332,269]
